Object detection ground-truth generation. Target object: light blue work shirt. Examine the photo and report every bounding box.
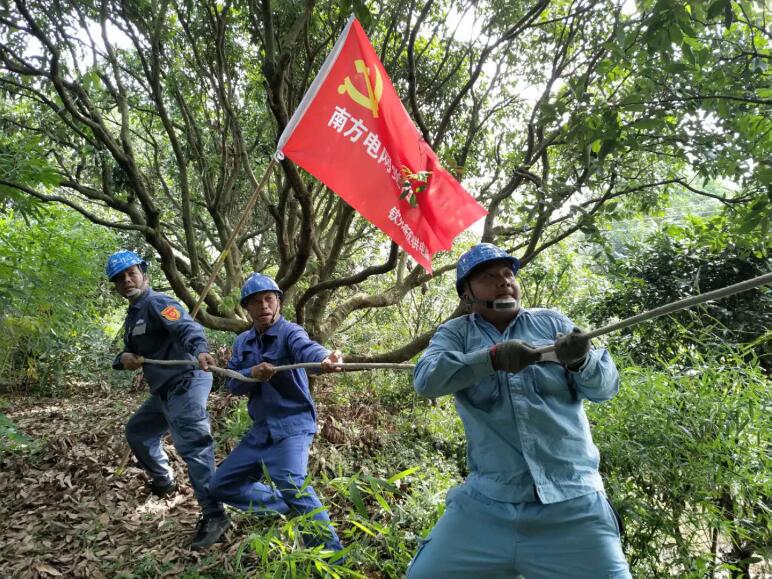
[414,308,619,504]
[226,316,329,441]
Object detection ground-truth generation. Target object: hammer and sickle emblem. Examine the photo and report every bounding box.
[338,59,383,118]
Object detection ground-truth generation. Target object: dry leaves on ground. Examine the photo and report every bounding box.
[0,392,253,578]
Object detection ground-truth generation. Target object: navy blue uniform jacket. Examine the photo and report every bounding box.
[226,316,329,441]
[112,288,209,393]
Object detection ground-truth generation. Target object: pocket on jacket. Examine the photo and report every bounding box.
[604,496,625,537]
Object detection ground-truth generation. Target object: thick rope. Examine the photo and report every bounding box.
[533,271,772,353]
[139,359,414,381]
[116,273,769,477]
[141,272,771,372]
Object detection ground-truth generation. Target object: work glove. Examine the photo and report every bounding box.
[490,340,542,374]
[555,327,591,370]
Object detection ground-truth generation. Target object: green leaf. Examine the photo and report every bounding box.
[621,94,643,106]
[386,466,420,484]
[707,0,729,21]
[348,478,367,517]
[682,44,695,64]
[667,24,683,45]
[599,139,618,159]
[665,62,689,74]
[737,213,762,234]
[82,70,103,92]
[348,519,376,537]
[352,0,372,29]
[568,77,585,100]
[539,102,557,123]
[696,47,710,66]
[633,118,662,130]
[677,16,697,38]
[723,1,734,28]
[755,165,772,184]
[373,492,392,514]
[651,28,670,53]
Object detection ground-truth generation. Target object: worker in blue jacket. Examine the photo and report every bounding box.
[407,243,631,578]
[209,273,343,551]
[107,250,229,550]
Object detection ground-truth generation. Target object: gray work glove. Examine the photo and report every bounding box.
[555,327,591,370]
[490,340,542,373]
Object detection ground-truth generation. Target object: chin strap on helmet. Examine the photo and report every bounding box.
[270,298,280,325]
[464,295,520,310]
[463,283,520,310]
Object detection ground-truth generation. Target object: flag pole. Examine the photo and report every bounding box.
[191,157,277,319]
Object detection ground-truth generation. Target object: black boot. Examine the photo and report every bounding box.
[190,512,230,550]
[148,478,177,498]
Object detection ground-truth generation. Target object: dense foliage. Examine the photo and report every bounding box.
[586,213,771,368]
[0,206,124,394]
[0,0,769,576]
[0,0,768,357]
[592,348,770,578]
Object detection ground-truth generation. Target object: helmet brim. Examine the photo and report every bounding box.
[108,261,147,282]
[240,289,283,307]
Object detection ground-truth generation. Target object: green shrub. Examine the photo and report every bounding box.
[591,345,771,577]
[0,410,42,455]
[0,206,123,395]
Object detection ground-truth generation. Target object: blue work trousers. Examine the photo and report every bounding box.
[125,372,222,516]
[209,427,342,550]
[407,485,631,578]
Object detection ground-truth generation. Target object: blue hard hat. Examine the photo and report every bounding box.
[241,273,283,306]
[106,250,147,281]
[456,243,520,296]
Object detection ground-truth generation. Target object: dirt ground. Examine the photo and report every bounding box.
[0,391,261,578]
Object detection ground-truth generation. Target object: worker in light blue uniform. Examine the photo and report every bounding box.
[107,250,229,550]
[209,273,344,551]
[407,244,631,578]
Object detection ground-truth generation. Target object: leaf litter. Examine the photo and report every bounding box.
[0,392,254,578]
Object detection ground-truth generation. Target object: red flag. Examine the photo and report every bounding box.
[276,16,487,272]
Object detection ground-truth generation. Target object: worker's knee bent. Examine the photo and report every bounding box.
[172,416,213,448]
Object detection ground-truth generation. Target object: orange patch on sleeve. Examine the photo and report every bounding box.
[160,305,181,321]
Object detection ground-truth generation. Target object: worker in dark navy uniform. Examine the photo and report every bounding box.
[107,250,229,550]
[209,273,344,552]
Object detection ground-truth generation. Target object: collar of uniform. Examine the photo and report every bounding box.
[471,308,529,330]
[245,315,286,343]
[127,287,153,311]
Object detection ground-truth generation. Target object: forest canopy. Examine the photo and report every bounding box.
[1,0,768,359]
